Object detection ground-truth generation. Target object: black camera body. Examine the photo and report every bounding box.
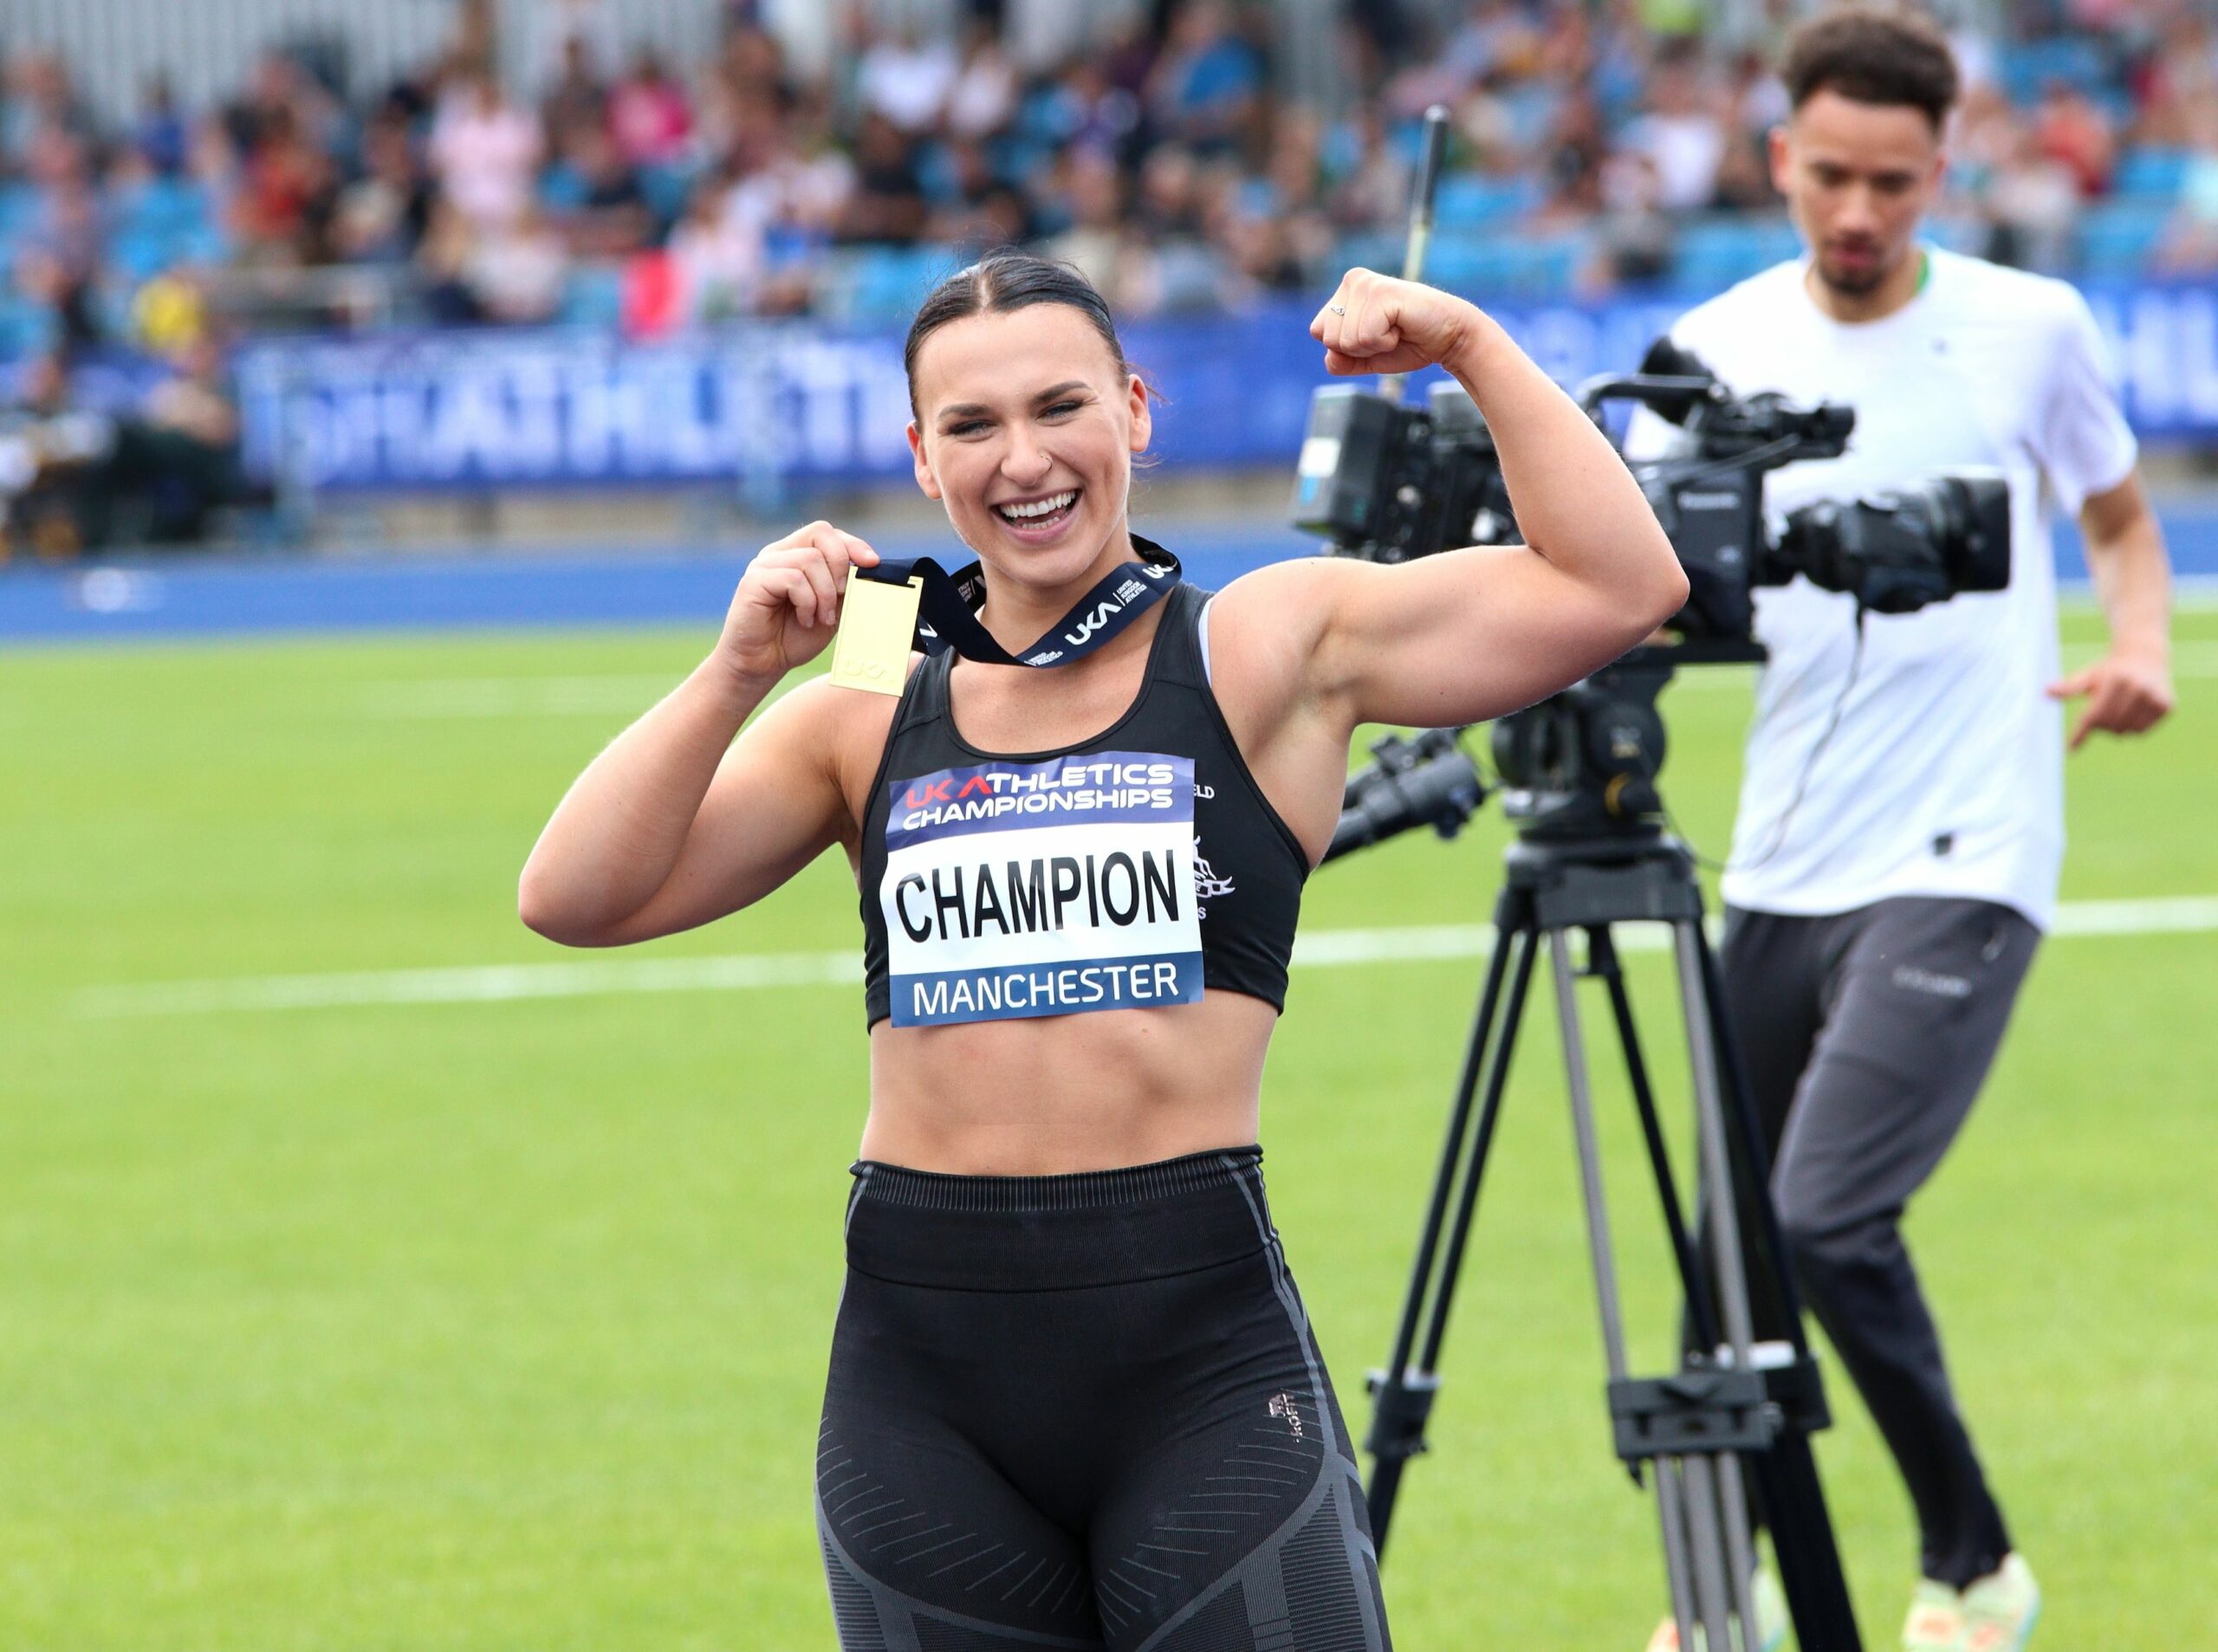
[1292,381,1514,565]
[1288,340,2011,645]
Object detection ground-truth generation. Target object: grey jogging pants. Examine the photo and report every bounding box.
[1718,895,2040,1590]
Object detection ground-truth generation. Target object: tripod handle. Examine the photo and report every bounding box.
[1363,1365,1441,1555]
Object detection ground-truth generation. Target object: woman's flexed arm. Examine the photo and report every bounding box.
[517,523,882,947]
[1294,269,1688,729]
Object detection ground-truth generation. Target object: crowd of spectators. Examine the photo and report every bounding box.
[7,0,2218,350]
[5,0,2218,550]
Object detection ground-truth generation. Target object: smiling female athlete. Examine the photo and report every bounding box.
[519,252,1686,1651]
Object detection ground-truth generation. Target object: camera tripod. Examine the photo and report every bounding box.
[1361,824,1863,1652]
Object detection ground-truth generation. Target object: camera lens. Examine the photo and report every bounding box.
[1931,473,2011,593]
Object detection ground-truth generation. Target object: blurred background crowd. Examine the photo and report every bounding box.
[4,0,2218,551]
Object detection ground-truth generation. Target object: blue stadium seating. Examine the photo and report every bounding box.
[0,290,60,357]
[636,161,697,229]
[2079,198,2175,279]
[0,181,33,266]
[914,139,963,208]
[1333,230,1404,275]
[819,243,969,321]
[763,223,831,271]
[108,225,172,283]
[1332,223,1582,300]
[2114,147,2190,203]
[537,163,591,213]
[1424,227,1582,298]
[557,263,624,327]
[102,177,217,281]
[1997,36,2112,106]
[1433,173,1540,229]
[118,177,209,238]
[1667,216,1803,295]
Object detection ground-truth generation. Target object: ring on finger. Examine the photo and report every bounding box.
[1327,304,1346,316]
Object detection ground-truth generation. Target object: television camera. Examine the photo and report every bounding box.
[1296,341,2010,845]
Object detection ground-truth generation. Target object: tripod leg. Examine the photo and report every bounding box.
[1655,1460,1700,1652]
[1673,921,1774,1649]
[1696,923,1814,1346]
[1418,922,1542,1372]
[1673,921,1759,1363]
[1715,1450,1763,1646]
[1381,907,1521,1383]
[1593,931,1722,1352]
[1753,1439,1863,1651]
[1365,908,1543,1551]
[1598,924,1765,1647]
[1684,923,1865,1651]
[1547,930,1629,1382]
[1680,1454,1737,1652]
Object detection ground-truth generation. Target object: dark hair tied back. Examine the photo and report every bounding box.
[903,251,1132,417]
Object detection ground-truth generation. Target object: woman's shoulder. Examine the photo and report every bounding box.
[1184,556,1351,736]
[1205,554,1348,667]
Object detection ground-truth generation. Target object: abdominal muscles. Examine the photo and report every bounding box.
[860,990,1278,1174]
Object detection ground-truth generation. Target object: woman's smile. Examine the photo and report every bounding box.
[989,486,1084,544]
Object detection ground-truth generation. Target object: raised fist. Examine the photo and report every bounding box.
[1310,268,1485,379]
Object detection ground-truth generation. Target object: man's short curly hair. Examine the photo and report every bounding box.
[1781,6,1960,132]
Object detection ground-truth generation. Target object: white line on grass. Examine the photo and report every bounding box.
[1666,640,2218,690]
[354,675,684,717]
[357,638,2218,718]
[71,895,2218,1017]
[75,950,861,1017]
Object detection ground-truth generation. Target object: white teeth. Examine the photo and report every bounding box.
[997,490,1077,522]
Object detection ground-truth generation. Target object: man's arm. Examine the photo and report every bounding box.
[2048,470,2174,751]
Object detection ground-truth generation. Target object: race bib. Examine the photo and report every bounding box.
[881,752,1205,1027]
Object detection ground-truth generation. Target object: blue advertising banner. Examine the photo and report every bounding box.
[230,279,2218,496]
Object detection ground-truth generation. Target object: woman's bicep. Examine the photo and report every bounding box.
[1321,547,1651,728]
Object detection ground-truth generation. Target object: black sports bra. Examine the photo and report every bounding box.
[859,580,1309,1029]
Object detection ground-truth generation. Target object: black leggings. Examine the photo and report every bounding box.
[816,1148,1394,1652]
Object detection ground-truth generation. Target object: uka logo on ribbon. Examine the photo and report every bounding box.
[1065,575,1161,649]
[880,752,1204,1027]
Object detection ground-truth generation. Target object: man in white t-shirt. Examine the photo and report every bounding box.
[1624,12,2172,1652]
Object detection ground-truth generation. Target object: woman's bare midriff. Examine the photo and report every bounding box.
[859,989,1279,1173]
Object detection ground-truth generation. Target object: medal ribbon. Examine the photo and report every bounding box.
[858,536,1183,668]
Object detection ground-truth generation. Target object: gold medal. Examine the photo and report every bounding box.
[828,574,922,696]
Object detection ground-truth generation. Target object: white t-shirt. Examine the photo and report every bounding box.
[1623,247,2137,930]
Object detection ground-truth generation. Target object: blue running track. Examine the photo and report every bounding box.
[3,509,2215,644]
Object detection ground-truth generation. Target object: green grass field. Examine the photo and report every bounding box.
[3,602,2214,1650]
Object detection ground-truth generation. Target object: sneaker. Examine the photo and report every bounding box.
[1901,1579,1962,1652]
[1955,1554,2040,1652]
[1642,1565,1788,1652]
